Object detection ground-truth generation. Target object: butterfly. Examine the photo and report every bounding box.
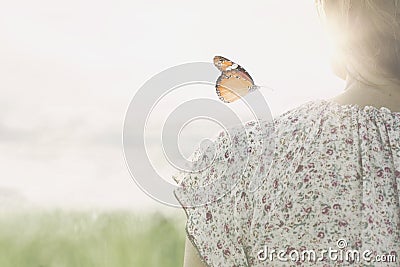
[214,55,263,103]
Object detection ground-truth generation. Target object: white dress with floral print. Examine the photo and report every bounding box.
[173,99,400,267]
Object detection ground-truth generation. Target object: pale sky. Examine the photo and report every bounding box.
[0,0,345,212]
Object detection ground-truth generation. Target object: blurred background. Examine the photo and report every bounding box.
[0,0,344,266]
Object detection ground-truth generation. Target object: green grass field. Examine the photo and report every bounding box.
[0,210,186,267]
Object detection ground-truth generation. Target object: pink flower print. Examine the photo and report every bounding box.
[303,207,312,213]
[262,195,267,204]
[345,138,353,145]
[224,224,230,234]
[295,165,304,173]
[223,249,231,256]
[384,167,392,173]
[225,151,229,158]
[286,152,293,161]
[273,179,279,189]
[206,211,212,222]
[322,206,330,215]
[264,205,271,212]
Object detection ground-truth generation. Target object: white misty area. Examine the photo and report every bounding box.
[0,0,344,211]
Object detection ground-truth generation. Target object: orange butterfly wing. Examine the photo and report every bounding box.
[214,56,255,103]
[214,55,235,72]
[216,69,255,103]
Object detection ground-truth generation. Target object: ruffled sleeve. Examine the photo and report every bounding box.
[173,121,275,267]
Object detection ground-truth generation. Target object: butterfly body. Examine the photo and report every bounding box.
[213,56,259,103]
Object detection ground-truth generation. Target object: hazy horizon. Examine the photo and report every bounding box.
[0,0,344,212]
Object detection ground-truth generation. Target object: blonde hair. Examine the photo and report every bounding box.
[316,0,400,85]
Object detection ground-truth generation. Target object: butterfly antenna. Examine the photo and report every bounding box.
[252,84,274,92]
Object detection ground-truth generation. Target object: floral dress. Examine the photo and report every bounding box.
[173,99,400,267]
